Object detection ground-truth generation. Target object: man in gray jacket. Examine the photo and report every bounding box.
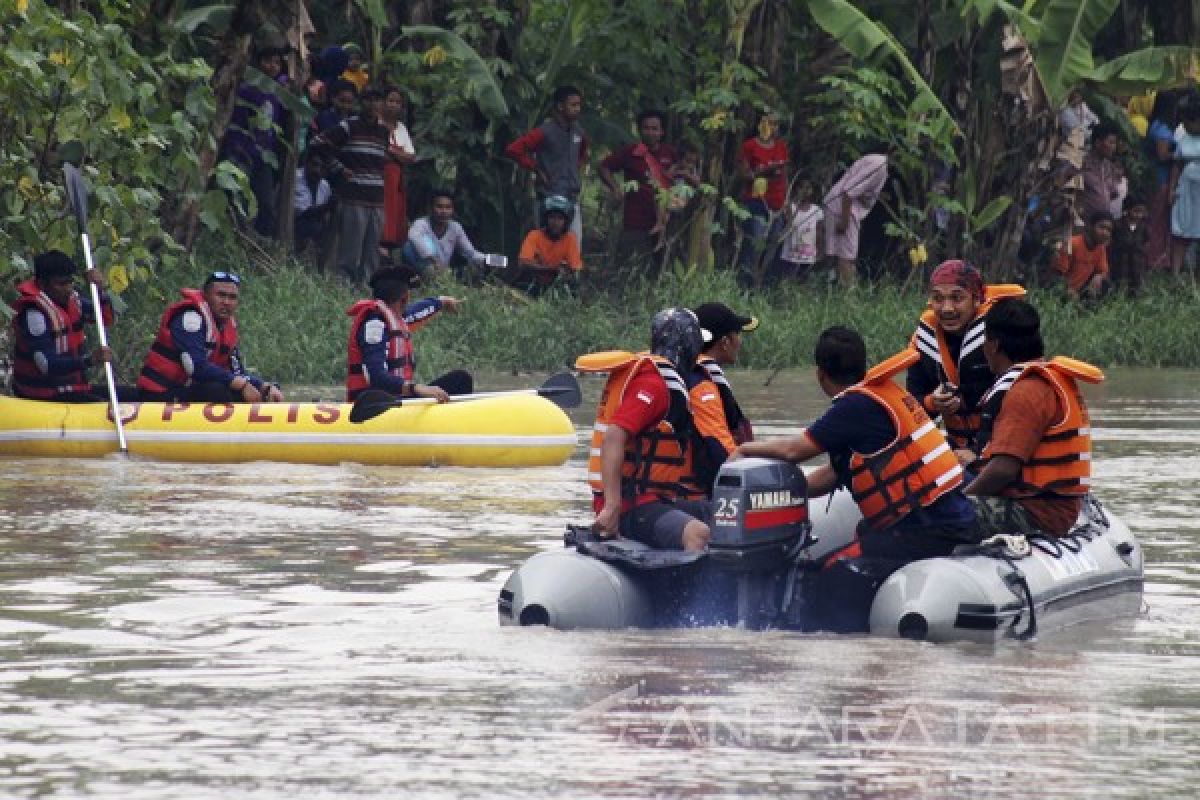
[505,85,589,242]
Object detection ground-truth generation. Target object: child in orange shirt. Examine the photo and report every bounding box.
[1054,210,1112,301]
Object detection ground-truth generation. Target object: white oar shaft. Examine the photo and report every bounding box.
[80,232,128,453]
[402,388,537,406]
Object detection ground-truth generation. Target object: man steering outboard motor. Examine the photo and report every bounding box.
[502,454,819,630]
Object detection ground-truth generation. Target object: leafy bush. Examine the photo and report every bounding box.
[0,0,212,298]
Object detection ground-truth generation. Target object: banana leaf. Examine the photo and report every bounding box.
[395,26,509,121]
[1030,0,1119,107]
[1087,46,1199,96]
[807,0,960,141]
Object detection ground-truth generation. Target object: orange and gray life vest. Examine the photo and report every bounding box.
[345,299,414,401]
[576,350,706,512]
[695,355,752,444]
[137,289,237,394]
[977,357,1102,497]
[837,349,965,531]
[10,279,91,399]
[911,283,1026,448]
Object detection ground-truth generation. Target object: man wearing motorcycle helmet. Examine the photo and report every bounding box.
[516,194,583,292]
[580,308,712,551]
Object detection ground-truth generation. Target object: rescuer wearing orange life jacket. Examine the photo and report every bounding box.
[9,251,128,402]
[688,302,757,480]
[137,272,284,403]
[963,298,1102,537]
[345,265,468,402]
[730,326,977,632]
[906,259,1026,453]
[578,308,712,552]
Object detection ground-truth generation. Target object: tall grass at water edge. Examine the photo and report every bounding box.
[107,239,1200,387]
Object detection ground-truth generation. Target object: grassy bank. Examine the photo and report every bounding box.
[106,234,1200,388]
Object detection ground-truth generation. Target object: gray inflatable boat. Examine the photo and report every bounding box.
[498,459,1144,643]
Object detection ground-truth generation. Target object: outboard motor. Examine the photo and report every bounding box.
[499,458,813,630]
[706,458,811,627]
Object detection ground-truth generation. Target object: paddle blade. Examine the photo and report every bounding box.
[349,389,402,424]
[63,163,90,231]
[538,371,582,409]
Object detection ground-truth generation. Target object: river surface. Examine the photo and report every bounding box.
[0,369,1197,799]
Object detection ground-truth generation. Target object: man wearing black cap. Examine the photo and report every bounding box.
[138,272,284,403]
[10,250,117,402]
[345,265,468,402]
[689,302,757,479]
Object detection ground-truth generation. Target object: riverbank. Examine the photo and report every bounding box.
[105,234,1200,387]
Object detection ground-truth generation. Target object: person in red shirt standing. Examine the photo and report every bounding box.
[598,109,677,276]
[581,308,712,552]
[738,112,790,277]
[505,86,589,244]
[1054,210,1112,302]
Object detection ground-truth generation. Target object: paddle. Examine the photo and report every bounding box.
[64,163,128,454]
[349,371,582,424]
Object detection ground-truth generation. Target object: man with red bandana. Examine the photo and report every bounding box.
[906,260,1025,456]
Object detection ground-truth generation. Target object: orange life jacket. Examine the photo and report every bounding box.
[695,355,752,444]
[10,279,92,399]
[345,299,414,401]
[912,283,1026,448]
[837,349,965,531]
[137,289,238,394]
[576,350,706,512]
[978,357,1102,497]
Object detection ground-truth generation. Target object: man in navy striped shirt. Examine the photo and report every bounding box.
[311,86,390,284]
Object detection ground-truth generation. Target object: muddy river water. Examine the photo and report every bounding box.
[0,368,1197,799]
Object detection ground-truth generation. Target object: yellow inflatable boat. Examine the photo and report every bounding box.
[0,394,579,467]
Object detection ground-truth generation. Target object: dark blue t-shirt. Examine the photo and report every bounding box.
[807,391,975,529]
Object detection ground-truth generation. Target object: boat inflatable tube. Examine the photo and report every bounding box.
[499,458,1144,642]
[0,394,577,467]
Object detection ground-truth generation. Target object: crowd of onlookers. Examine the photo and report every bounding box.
[1025,87,1200,302]
[219,38,1200,298]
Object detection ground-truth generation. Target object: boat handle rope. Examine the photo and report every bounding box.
[1001,560,1039,641]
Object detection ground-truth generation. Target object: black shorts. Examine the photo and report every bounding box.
[620,499,711,550]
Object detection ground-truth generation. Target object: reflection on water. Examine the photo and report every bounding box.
[1,369,1198,798]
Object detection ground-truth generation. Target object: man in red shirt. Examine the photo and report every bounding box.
[738,112,790,275]
[599,109,677,273]
[505,85,589,243]
[591,309,711,552]
[1054,210,1112,301]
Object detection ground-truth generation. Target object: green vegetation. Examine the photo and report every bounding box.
[105,234,1200,389]
[4,0,1198,384]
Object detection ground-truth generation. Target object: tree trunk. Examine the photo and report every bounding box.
[274,0,315,251]
[169,0,307,249]
[1146,0,1197,46]
[685,0,762,269]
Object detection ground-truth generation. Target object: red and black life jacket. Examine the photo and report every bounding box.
[345,299,415,401]
[137,288,238,394]
[10,279,91,399]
